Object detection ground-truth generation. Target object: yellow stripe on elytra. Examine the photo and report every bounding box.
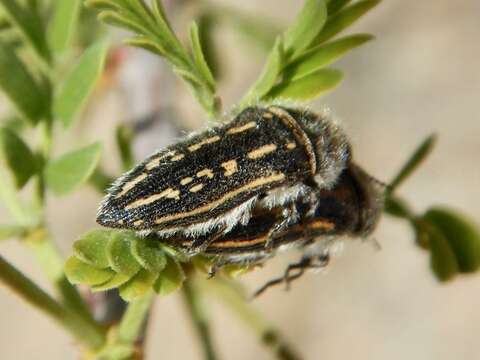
[145,151,176,170]
[247,144,278,160]
[211,235,269,248]
[116,173,147,198]
[180,177,193,185]
[126,187,180,209]
[221,160,238,176]
[197,168,214,179]
[154,173,286,225]
[307,220,335,231]
[171,154,185,161]
[189,184,204,193]
[286,142,297,150]
[226,121,256,135]
[188,136,220,152]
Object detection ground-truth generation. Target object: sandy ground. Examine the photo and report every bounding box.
[1,0,480,359]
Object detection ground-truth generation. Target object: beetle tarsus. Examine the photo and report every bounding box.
[252,253,330,298]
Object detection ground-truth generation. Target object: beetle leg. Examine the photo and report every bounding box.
[264,202,298,250]
[252,252,330,298]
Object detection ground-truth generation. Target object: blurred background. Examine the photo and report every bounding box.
[1,0,480,359]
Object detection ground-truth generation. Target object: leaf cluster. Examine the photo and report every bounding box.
[0,1,109,234]
[241,0,380,104]
[385,135,480,282]
[65,230,185,301]
[86,0,219,117]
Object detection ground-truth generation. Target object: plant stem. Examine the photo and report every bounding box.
[0,254,106,350]
[383,195,416,221]
[117,291,155,345]
[24,229,101,332]
[182,279,217,360]
[0,170,30,224]
[201,277,301,360]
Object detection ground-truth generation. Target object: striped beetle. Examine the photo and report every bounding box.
[97,105,352,251]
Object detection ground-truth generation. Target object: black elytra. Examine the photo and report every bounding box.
[97,106,350,233]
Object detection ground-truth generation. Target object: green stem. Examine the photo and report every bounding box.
[182,279,217,360]
[0,170,30,224]
[383,195,416,221]
[24,230,101,334]
[117,291,155,345]
[0,254,105,350]
[201,277,301,360]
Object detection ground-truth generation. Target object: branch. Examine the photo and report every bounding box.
[200,277,301,360]
[23,229,100,332]
[0,254,105,350]
[117,290,155,345]
[182,278,217,360]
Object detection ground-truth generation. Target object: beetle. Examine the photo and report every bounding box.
[97,105,350,250]
[155,162,384,295]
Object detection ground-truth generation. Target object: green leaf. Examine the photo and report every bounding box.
[45,142,102,195]
[283,34,373,80]
[95,343,135,360]
[189,21,215,91]
[53,42,109,128]
[119,269,159,301]
[0,42,47,125]
[107,231,141,277]
[424,208,480,273]
[65,256,115,286]
[283,0,327,59]
[327,0,353,15]
[426,224,459,281]
[314,0,381,45]
[0,127,37,188]
[48,0,82,53]
[153,256,185,296]
[388,134,437,193]
[267,68,343,101]
[115,124,134,171]
[0,225,25,240]
[91,272,131,292]
[196,13,221,79]
[130,237,167,273]
[0,0,51,63]
[73,229,112,269]
[243,37,284,103]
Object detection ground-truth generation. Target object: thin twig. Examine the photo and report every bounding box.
[0,254,106,350]
[117,290,155,345]
[24,229,100,330]
[200,277,301,360]
[182,278,218,360]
